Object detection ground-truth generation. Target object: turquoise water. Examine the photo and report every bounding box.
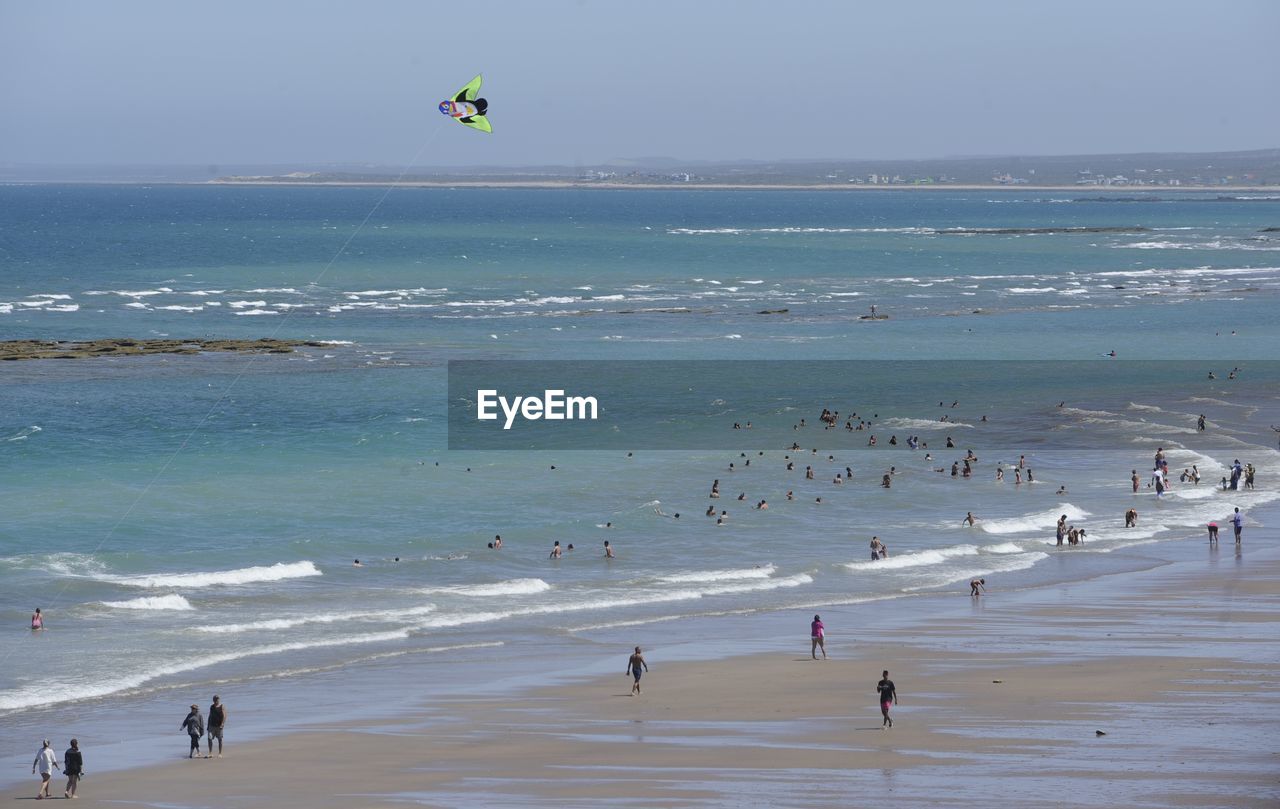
[2,186,1278,774]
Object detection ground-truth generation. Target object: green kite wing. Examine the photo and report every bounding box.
[453,75,484,103]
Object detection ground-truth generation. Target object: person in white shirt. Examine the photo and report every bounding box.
[32,739,60,800]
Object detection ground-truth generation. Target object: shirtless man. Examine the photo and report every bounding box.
[627,647,648,694]
[962,512,976,526]
[970,577,986,596]
[1125,509,1138,528]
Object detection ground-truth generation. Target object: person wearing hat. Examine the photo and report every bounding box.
[180,703,204,758]
[32,739,60,799]
[206,695,226,758]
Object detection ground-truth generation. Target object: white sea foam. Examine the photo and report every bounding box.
[658,564,776,584]
[880,417,973,430]
[113,289,168,297]
[228,300,267,308]
[100,561,321,589]
[423,578,552,597]
[234,309,279,316]
[983,542,1025,554]
[979,504,1089,535]
[6,425,42,441]
[903,552,1049,590]
[100,595,194,611]
[406,575,815,632]
[844,545,978,572]
[0,628,411,712]
[197,604,438,634]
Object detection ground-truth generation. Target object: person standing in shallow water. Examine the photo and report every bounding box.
[627,646,648,694]
[877,670,898,728]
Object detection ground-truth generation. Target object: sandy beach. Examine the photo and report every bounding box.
[8,540,1276,808]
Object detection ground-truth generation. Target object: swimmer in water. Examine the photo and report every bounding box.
[31,608,43,631]
[962,512,976,527]
[604,540,614,558]
[549,541,562,559]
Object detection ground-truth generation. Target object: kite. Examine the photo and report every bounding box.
[439,75,491,133]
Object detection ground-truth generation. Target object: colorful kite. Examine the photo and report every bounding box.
[438,75,491,133]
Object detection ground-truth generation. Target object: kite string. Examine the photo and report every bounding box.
[5,121,447,663]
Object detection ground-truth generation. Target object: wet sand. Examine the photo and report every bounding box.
[7,543,1276,808]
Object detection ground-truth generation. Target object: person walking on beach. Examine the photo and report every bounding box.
[877,671,898,728]
[63,739,83,799]
[811,614,827,659]
[206,695,226,758]
[180,703,204,759]
[32,739,60,799]
[627,646,648,695]
[1231,508,1244,543]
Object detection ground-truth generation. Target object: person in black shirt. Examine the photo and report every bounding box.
[877,670,898,728]
[207,695,227,758]
[63,739,83,799]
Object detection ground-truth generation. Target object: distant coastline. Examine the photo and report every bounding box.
[204,178,1280,192]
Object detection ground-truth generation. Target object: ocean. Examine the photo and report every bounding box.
[1,185,1278,778]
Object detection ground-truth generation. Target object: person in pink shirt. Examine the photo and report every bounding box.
[810,615,826,660]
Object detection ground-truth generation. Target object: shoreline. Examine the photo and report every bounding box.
[5,178,1280,192]
[214,181,1280,192]
[4,533,1276,806]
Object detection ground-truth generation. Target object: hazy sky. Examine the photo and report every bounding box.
[2,0,1278,167]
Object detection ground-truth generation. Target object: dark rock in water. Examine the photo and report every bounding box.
[1260,227,1280,233]
[0,338,326,361]
[1112,285,1126,289]
[757,308,790,314]
[1095,730,1107,736]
